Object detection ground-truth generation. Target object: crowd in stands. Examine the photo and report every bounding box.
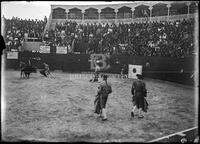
[4,16,47,51]
[4,16,195,58]
[44,18,195,57]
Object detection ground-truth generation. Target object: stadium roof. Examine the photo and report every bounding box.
[2,1,198,20]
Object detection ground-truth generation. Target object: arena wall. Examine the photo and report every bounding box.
[5,52,195,85]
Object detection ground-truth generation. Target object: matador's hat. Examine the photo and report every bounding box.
[103,75,108,80]
[136,74,143,79]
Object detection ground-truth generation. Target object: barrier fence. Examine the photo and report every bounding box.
[149,127,198,143]
[5,51,195,85]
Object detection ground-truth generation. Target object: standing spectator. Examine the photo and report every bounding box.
[145,59,151,68]
[120,64,127,78]
[19,61,26,78]
[144,59,151,77]
[44,16,47,24]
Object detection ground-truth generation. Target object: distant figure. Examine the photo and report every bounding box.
[44,16,47,23]
[131,74,148,118]
[27,58,32,66]
[95,60,101,72]
[90,60,101,82]
[144,60,151,77]
[44,63,50,74]
[40,62,50,77]
[19,61,26,78]
[94,61,101,80]
[145,60,150,68]
[120,64,127,78]
[94,75,112,121]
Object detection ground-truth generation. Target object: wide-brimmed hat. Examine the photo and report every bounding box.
[103,75,108,80]
[136,74,143,79]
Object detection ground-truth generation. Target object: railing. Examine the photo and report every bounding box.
[67,14,195,23]
[168,13,195,21]
[66,18,132,24]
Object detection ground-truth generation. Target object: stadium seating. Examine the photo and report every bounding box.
[4,13,195,58]
[43,18,195,57]
[4,17,46,51]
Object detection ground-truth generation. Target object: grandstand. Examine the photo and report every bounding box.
[3,1,198,56]
[46,1,198,30]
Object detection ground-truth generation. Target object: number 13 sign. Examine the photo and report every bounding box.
[90,54,111,71]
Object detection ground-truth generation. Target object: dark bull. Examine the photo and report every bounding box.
[21,66,37,79]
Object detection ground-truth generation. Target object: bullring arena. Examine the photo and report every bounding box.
[1,70,198,142]
[1,1,199,143]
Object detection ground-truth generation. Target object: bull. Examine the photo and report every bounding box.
[21,66,37,79]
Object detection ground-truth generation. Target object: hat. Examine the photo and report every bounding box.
[136,74,143,79]
[103,75,108,80]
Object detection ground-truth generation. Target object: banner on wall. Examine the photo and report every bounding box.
[56,46,67,54]
[128,64,142,79]
[22,41,41,51]
[90,54,111,71]
[39,45,50,53]
[7,51,18,59]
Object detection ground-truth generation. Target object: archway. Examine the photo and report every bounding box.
[100,7,115,19]
[152,3,168,17]
[68,8,82,19]
[117,6,132,19]
[84,8,98,19]
[134,5,150,18]
[170,2,188,15]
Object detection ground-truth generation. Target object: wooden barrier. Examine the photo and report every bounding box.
[149,126,198,143]
[5,52,195,85]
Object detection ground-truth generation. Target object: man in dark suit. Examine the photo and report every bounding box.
[94,75,112,121]
[19,61,26,78]
[131,74,148,118]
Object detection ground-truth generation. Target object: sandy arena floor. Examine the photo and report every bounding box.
[1,70,198,142]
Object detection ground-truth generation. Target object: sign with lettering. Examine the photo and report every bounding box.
[56,46,67,54]
[40,45,50,53]
[7,51,18,59]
